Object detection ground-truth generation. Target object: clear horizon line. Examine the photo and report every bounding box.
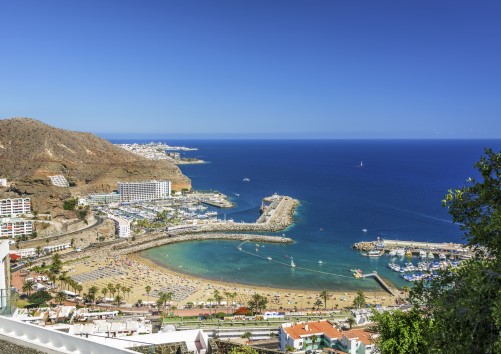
[96,133,501,141]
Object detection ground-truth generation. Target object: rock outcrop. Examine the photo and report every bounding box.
[0,117,191,216]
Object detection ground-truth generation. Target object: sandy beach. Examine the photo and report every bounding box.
[61,250,397,312]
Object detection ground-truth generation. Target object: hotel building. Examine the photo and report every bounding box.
[0,218,33,238]
[118,180,171,202]
[0,198,31,217]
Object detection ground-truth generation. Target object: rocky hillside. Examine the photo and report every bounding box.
[0,118,191,215]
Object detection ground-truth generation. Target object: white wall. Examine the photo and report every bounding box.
[0,240,9,310]
[0,316,138,354]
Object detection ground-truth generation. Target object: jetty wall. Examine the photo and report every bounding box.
[190,196,299,233]
[113,233,293,255]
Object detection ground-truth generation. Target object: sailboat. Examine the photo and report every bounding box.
[290,257,296,268]
[360,161,364,168]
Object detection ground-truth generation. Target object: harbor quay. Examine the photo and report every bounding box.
[353,239,471,258]
[195,195,299,232]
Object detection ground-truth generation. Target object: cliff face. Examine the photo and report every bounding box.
[0,118,191,214]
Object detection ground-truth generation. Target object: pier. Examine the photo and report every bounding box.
[353,238,471,258]
[190,192,234,208]
[364,272,396,296]
[191,195,299,233]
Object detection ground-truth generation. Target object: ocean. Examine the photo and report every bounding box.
[108,139,501,291]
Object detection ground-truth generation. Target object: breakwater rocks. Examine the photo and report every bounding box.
[113,233,293,255]
[353,241,376,252]
[190,195,299,233]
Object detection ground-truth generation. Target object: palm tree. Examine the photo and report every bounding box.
[101,287,108,299]
[248,293,268,314]
[108,283,116,298]
[76,284,83,297]
[115,283,122,298]
[285,344,295,353]
[35,246,42,258]
[347,316,356,329]
[241,331,252,341]
[213,289,223,308]
[58,274,67,290]
[114,294,123,306]
[50,253,62,273]
[225,291,237,311]
[22,279,35,296]
[107,283,115,296]
[319,290,330,309]
[126,286,132,300]
[314,298,323,310]
[88,285,99,304]
[55,291,67,305]
[311,334,318,349]
[157,291,173,312]
[352,290,366,309]
[207,297,214,314]
[145,285,152,300]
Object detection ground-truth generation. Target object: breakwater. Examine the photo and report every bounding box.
[353,239,471,258]
[191,195,299,233]
[113,233,293,255]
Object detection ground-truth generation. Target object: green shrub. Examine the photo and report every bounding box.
[63,198,78,210]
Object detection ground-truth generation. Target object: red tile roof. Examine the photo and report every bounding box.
[343,329,374,346]
[283,320,342,340]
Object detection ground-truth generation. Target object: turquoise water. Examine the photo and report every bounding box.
[109,139,501,290]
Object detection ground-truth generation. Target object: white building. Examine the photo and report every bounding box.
[42,243,70,254]
[279,320,375,353]
[118,180,171,202]
[80,327,209,354]
[0,178,7,187]
[108,214,131,238]
[0,218,33,238]
[49,175,70,187]
[0,316,138,353]
[86,192,121,205]
[0,239,10,312]
[0,198,31,217]
[10,248,36,258]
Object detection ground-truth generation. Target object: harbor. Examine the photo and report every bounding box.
[353,238,472,259]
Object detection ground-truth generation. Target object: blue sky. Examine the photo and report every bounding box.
[1,1,500,138]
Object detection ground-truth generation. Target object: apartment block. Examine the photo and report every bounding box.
[0,218,33,238]
[0,198,31,217]
[49,175,69,187]
[108,214,131,238]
